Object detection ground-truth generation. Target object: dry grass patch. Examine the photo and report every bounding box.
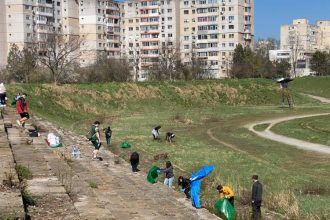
[266,191,299,219]
[173,115,193,124]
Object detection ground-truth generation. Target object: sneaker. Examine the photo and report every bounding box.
[96,157,103,161]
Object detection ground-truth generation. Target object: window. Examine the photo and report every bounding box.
[184,10,189,14]
[229,25,234,29]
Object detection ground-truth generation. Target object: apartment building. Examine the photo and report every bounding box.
[0,1,7,68]
[0,0,70,68]
[180,0,254,78]
[79,0,122,66]
[0,0,255,80]
[281,19,330,76]
[122,0,180,80]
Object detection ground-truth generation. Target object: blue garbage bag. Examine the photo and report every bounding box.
[190,165,214,209]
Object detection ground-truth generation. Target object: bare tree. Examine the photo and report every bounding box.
[128,45,140,81]
[38,33,83,84]
[148,41,181,80]
[288,33,302,77]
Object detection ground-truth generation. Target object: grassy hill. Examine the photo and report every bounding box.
[7,78,313,128]
[291,76,330,98]
[6,78,330,219]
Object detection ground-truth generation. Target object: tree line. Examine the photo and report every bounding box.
[0,34,328,84]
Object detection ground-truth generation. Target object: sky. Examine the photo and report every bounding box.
[255,0,330,40]
[117,0,330,40]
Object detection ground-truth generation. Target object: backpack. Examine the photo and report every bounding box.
[86,125,97,141]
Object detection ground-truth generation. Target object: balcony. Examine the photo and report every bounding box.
[140,12,160,18]
[140,45,159,50]
[244,33,252,41]
[36,19,47,25]
[35,2,53,8]
[140,53,159,58]
[35,10,53,17]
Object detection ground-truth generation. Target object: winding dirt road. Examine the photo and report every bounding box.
[245,113,330,155]
[245,94,330,155]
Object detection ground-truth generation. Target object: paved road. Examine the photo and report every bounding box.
[245,113,330,155]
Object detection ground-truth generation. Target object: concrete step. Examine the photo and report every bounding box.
[0,109,24,219]
[34,117,220,220]
[3,110,80,219]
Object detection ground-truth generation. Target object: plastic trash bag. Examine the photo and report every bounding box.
[214,198,236,220]
[190,165,214,208]
[47,133,63,148]
[147,166,160,184]
[120,141,131,148]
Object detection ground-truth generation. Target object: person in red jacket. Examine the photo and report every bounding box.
[16,93,29,127]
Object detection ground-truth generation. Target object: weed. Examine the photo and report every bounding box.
[254,123,270,131]
[15,165,32,181]
[22,189,37,206]
[88,180,98,189]
[302,185,327,196]
[266,191,299,219]
[3,169,17,188]
[0,213,17,220]
[56,168,73,194]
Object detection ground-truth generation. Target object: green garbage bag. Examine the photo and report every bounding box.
[11,98,16,107]
[214,198,236,220]
[147,166,160,184]
[120,141,131,148]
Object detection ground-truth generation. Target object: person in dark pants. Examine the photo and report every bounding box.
[129,152,140,172]
[165,132,175,143]
[16,93,29,127]
[251,175,263,220]
[104,126,112,145]
[178,176,191,199]
[152,125,161,140]
[89,121,102,160]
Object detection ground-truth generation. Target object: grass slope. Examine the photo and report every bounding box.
[6,78,330,219]
[291,76,330,98]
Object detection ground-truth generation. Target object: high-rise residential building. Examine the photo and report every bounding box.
[281,19,330,76]
[122,0,180,81]
[0,0,69,67]
[0,0,254,80]
[0,1,7,68]
[180,0,254,78]
[79,0,122,66]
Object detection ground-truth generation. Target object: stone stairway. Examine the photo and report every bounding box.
[0,108,24,218]
[1,107,220,220]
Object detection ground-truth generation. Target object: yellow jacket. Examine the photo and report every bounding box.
[219,186,234,199]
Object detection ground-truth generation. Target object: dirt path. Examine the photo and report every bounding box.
[302,93,330,104]
[245,113,330,155]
